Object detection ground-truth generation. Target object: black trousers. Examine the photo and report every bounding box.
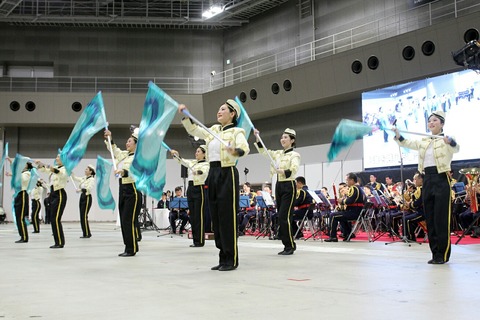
[329,208,362,238]
[208,164,239,268]
[187,184,206,245]
[43,196,51,224]
[14,190,29,241]
[275,180,296,251]
[31,199,41,232]
[423,170,452,262]
[79,193,92,237]
[119,183,142,254]
[50,188,67,246]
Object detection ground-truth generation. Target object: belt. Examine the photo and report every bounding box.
[424,166,438,174]
[347,203,364,207]
[296,204,311,210]
[188,181,194,186]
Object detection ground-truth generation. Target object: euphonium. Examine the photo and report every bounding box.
[459,168,480,213]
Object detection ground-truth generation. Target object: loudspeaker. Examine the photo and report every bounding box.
[239,91,247,103]
[271,82,280,94]
[72,101,82,112]
[10,101,20,111]
[464,28,479,43]
[180,165,188,178]
[351,60,362,74]
[367,56,379,70]
[25,101,36,112]
[283,79,292,91]
[421,40,435,56]
[402,46,415,61]
[250,89,257,100]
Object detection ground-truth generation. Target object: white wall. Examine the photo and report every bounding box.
[1,140,363,222]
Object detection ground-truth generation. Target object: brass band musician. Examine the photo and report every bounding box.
[402,172,425,242]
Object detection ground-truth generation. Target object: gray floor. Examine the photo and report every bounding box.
[1,222,479,320]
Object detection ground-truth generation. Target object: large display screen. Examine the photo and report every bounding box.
[362,69,480,169]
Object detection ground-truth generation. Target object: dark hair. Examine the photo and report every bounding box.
[175,186,182,192]
[346,172,358,183]
[285,133,296,148]
[295,176,306,185]
[88,166,96,176]
[26,162,33,170]
[244,182,251,187]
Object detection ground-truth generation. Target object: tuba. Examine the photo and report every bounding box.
[459,168,480,213]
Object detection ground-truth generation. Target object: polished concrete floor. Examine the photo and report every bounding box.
[1,221,480,319]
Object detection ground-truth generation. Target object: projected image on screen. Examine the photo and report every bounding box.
[362,69,480,169]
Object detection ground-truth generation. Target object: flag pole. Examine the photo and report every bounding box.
[181,109,229,147]
[161,141,194,173]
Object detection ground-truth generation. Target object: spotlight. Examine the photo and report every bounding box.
[210,70,216,76]
[351,60,362,74]
[452,40,480,70]
[271,83,280,94]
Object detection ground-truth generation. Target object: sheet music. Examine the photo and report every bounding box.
[261,191,275,206]
[307,189,322,203]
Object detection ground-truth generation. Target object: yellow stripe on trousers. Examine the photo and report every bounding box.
[20,192,27,240]
[200,186,204,243]
[286,180,296,248]
[84,195,90,235]
[131,184,139,253]
[231,167,238,266]
[55,191,63,245]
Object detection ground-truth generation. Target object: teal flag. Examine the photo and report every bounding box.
[234,97,252,140]
[96,155,116,210]
[10,154,30,196]
[130,82,177,199]
[60,92,107,175]
[0,142,8,187]
[327,119,373,162]
[27,167,40,194]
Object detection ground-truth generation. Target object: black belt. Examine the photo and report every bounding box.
[424,166,439,174]
[188,181,194,186]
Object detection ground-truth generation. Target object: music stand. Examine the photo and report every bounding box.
[239,195,250,208]
[303,190,331,241]
[255,195,273,239]
[157,197,189,237]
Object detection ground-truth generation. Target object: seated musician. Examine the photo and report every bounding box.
[366,174,385,193]
[325,173,365,242]
[402,172,425,241]
[292,176,314,239]
[458,183,480,237]
[157,192,170,209]
[168,186,189,234]
[238,182,257,236]
[256,185,277,239]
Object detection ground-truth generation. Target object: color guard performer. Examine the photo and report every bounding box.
[179,99,249,271]
[37,155,68,248]
[170,146,209,247]
[104,128,143,257]
[395,110,459,264]
[254,128,300,255]
[7,160,32,243]
[30,180,45,233]
[71,164,96,238]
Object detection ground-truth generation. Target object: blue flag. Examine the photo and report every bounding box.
[235,97,252,140]
[60,92,107,175]
[27,167,40,194]
[130,82,177,199]
[0,142,8,187]
[10,154,30,196]
[96,155,116,211]
[327,119,373,162]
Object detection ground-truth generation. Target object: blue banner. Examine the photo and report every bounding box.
[60,92,107,175]
[235,96,252,140]
[130,82,177,199]
[10,154,30,196]
[27,167,40,194]
[96,155,116,211]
